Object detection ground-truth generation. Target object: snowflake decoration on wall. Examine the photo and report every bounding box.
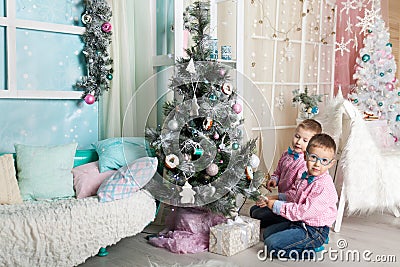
[275,92,285,111]
[335,37,352,56]
[283,42,295,62]
[356,7,381,35]
[345,17,354,34]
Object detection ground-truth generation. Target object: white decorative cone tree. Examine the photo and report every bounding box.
[350,15,400,143]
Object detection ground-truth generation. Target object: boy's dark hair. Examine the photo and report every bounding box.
[306,133,336,153]
[298,119,322,134]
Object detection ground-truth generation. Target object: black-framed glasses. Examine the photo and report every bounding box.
[306,151,334,166]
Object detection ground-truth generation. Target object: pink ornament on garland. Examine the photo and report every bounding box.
[101,22,112,33]
[232,103,242,114]
[84,94,96,105]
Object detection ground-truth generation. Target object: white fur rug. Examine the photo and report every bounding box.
[148,259,239,267]
[317,95,400,214]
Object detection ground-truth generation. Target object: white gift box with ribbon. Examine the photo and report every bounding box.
[209,215,260,256]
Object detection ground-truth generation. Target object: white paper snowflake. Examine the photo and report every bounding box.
[345,17,354,34]
[356,7,381,35]
[335,37,352,56]
[340,0,356,15]
[275,92,285,111]
[283,42,295,62]
[352,33,359,50]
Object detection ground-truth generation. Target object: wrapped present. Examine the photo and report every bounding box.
[209,215,260,256]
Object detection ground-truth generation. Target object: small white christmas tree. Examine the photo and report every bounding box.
[350,14,400,143]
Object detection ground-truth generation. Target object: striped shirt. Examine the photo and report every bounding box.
[270,150,307,193]
[274,171,338,227]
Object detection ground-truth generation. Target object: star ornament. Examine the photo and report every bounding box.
[335,37,352,56]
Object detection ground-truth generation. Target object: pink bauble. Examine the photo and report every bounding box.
[232,103,242,114]
[387,54,394,60]
[219,69,226,76]
[386,83,394,91]
[101,22,112,33]
[393,77,397,83]
[84,94,96,105]
[206,163,219,176]
[213,133,220,139]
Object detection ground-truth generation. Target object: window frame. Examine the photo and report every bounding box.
[0,0,85,99]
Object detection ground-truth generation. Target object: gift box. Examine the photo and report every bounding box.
[209,215,260,256]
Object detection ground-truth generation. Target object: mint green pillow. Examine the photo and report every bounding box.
[15,143,78,200]
[93,137,151,173]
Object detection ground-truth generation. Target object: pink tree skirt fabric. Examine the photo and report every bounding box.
[149,207,226,254]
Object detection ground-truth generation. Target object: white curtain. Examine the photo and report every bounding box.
[100,0,155,139]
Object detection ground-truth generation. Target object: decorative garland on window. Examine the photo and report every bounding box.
[76,0,113,105]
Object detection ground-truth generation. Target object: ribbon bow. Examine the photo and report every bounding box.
[288,147,299,160]
[301,171,315,184]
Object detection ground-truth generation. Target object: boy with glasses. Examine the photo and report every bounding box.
[262,133,338,259]
[250,119,322,227]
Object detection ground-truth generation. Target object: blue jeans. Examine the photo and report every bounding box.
[250,205,288,228]
[263,221,329,259]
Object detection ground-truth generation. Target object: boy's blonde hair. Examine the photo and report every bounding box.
[306,133,336,153]
[297,119,322,134]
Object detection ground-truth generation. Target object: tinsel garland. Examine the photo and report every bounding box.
[76,0,113,104]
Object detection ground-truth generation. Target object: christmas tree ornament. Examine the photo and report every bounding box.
[206,163,219,176]
[168,119,179,131]
[362,54,370,62]
[379,72,385,77]
[107,73,113,80]
[190,95,200,116]
[232,142,240,150]
[202,117,213,130]
[245,166,254,180]
[213,132,220,139]
[84,93,96,105]
[193,148,204,156]
[101,22,112,33]
[386,83,394,91]
[81,13,92,24]
[249,154,260,169]
[209,94,217,101]
[165,154,179,169]
[232,103,242,114]
[180,181,196,204]
[221,83,233,95]
[396,115,400,122]
[186,58,196,74]
[386,43,392,47]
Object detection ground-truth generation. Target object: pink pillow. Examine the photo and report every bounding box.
[72,161,116,199]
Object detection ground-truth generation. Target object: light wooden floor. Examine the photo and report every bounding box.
[79,202,400,267]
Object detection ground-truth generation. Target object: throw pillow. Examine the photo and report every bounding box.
[15,143,77,200]
[97,157,158,202]
[93,137,151,173]
[72,161,116,199]
[0,154,23,204]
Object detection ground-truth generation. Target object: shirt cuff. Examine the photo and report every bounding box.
[278,193,287,201]
[270,175,279,183]
[272,200,285,214]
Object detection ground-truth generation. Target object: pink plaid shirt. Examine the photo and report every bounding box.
[275,171,338,227]
[270,150,306,193]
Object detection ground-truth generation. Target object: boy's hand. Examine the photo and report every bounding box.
[255,195,268,207]
[266,179,277,192]
[267,199,276,209]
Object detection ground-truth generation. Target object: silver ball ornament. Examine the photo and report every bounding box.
[168,119,179,131]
